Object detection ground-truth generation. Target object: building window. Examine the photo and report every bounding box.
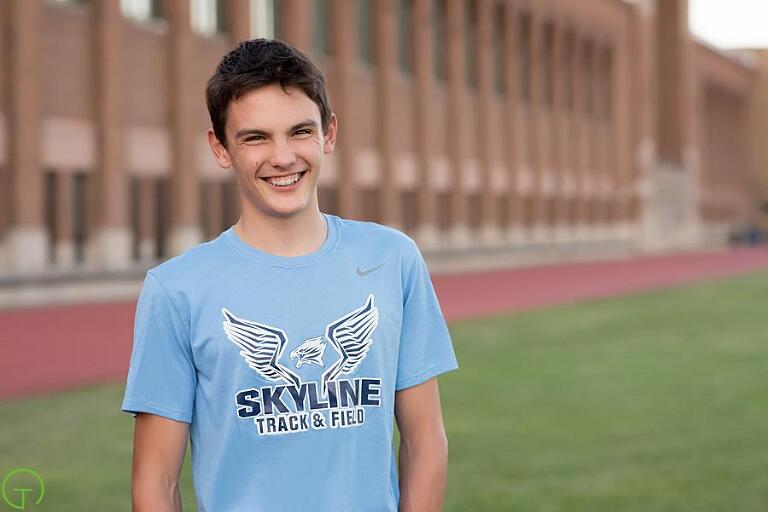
[401,190,419,232]
[154,177,168,259]
[200,181,222,241]
[360,188,381,222]
[398,0,414,73]
[465,0,477,90]
[222,180,239,230]
[191,0,225,36]
[130,176,140,261]
[0,168,5,239]
[44,172,57,264]
[492,2,506,95]
[72,172,89,264]
[251,0,278,39]
[542,22,555,108]
[120,0,162,22]
[468,192,482,229]
[358,0,375,65]
[518,12,531,103]
[436,191,451,231]
[433,0,447,82]
[496,195,510,228]
[314,0,332,54]
[318,185,340,216]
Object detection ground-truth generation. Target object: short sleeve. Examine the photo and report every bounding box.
[395,240,459,390]
[121,271,197,423]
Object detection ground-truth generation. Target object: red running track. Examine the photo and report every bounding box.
[1,247,767,400]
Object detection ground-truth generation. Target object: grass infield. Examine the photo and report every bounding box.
[1,270,766,511]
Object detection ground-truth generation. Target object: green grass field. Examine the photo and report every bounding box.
[1,271,767,511]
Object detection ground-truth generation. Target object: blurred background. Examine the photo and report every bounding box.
[0,0,767,292]
[1,0,767,510]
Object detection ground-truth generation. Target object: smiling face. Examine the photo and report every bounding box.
[208,84,337,221]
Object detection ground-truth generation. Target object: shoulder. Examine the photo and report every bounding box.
[334,215,419,256]
[144,235,225,289]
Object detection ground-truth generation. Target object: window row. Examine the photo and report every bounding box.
[48,0,613,119]
[49,0,280,38]
[322,0,614,119]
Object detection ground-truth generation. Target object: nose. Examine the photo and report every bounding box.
[268,137,296,170]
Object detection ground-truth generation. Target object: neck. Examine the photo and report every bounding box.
[234,203,327,258]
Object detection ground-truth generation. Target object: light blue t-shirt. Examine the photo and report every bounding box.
[121,212,459,511]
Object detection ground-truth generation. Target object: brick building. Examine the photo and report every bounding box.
[0,0,765,282]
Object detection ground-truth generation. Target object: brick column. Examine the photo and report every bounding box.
[223,0,251,227]
[528,9,545,240]
[551,21,566,240]
[413,0,439,247]
[613,28,632,237]
[599,38,614,237]
[644,0,699,248]
[590,36,605,235]
[446,0,469,246]
[560,27,577,236]
[0,0,7,270]
[624,3,645,233]
[4,0,47,274]
[572,31,588,237]
[226,0,251,44]
[712,96,722,221]
[538,19,555,239]
[656,0,692,165]
[476,0,498,244]
[636,0,661,249]
[503,4,523,242]
[375,0,399,229]
[279,0,312,52]
[332,0,359,219]
[90,0,131,270]
[166,0,202,255]
[601,41,616,233]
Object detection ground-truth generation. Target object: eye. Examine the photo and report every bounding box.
[244,135,265,142]
[293,129,312,137]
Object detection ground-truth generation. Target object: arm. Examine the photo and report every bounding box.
[395,378,449,512]
[131,413,190,512]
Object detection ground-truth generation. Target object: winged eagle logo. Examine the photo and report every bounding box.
[222,294,379,393]
[290,336,327,368]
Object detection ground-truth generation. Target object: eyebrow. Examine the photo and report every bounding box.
[234,119,319,141]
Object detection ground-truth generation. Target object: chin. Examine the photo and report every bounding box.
[246,186,317,219]
[266,202,312,218]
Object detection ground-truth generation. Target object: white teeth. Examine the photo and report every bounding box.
[266,172,302,186]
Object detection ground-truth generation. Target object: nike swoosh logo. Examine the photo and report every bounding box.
[357,263,385,276]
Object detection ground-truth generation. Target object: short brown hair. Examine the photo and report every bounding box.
[206,39,332,148]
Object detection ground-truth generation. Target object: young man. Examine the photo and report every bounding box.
[122,39,458,512]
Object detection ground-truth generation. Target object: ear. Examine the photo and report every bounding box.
[322,113,338,155]
[208,128,232,169]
